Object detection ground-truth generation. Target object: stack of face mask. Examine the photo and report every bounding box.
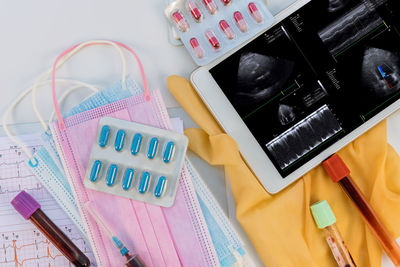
[27,75,252,266]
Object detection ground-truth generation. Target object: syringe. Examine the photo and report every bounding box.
[84,202,145,267]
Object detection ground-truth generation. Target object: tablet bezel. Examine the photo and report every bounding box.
[190,0,400,193]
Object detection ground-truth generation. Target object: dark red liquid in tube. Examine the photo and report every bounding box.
[11,191,90,267]
[323,155,400,266]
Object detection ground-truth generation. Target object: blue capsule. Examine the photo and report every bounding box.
[99,125,110,147]
[122,168,134,190]
[114,130,126,151]
[131,134,142,155]
[139,172,151,194]
[106,164,118,186]
[154,176,167,198]
[163,142,175,163]
[90,160,102,182]
[147,137,159,159]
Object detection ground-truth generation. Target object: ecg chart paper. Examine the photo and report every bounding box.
[0,134,95,267]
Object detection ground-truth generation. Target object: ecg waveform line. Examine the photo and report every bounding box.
[0,134,95,266]
[0,228,92,267]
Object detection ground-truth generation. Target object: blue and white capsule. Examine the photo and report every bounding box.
[139,172,151,194]
[99,125,110,147]
[163,141,175,163]
[122,168,134,190]
[147,137,159,159]
[131,134,142,155]
[90,160,102,182]
[106,164,118,186]
[154,176,167,198]
[114,130,126,151]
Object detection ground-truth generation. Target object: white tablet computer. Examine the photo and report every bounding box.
[191,0,400,193]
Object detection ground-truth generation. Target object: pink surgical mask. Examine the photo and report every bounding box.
[50,91,218,266]
[49,41,218,266]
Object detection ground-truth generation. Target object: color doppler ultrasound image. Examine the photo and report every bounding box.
[210,0,400,176]
[360,47,400,98]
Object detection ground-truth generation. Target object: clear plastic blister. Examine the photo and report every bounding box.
[166,0,274,65]
[83,117,188,207]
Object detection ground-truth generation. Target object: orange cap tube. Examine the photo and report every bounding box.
[323,155,400,266]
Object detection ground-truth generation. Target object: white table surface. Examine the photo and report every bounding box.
[1,1,400,266]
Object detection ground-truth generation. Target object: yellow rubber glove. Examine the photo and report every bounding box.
[167,75,400,267]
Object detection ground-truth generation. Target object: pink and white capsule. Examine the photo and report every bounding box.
[205,30,220,49]
[248,2,263,23]
[219,20,235,39]
[221,0,231,5]
[188,1,203,22]
[203,0,218,14]
[190,38,204,58]
[172,11,189,32]
[234,11,247,32]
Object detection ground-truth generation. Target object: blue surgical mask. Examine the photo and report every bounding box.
[64,76,139,117]
[185,159,252,267]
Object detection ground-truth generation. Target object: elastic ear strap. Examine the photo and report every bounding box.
[52,40,150,130]
[48,83,99,125]
[2,79,100,159]
[36,40,127,131]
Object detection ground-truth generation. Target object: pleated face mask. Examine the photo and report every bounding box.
[27,77,141,238]
[36,76,252,267]
[47,41,219,267]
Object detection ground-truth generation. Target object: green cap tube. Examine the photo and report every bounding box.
[310,200,336,229]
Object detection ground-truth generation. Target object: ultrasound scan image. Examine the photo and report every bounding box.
[360,47,400,97]
[318,2,383,56]
[266,105,342,169]
[327,0,351,12]
[210,0,400,176]
[278,104,298,126]
[236,52,295,105]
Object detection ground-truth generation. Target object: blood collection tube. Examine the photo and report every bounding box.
[219,20,235,39]
[190,38,204,58]
[172,11,189,32]
[221,0,231,5]
[205,30,220,49]
[248,2,263,23]
[233,11,247,32]
[203,0,218,14]
[310,200,356,267]
[323,154,400,267]
[11,191,90,267]
[188,1,203,22]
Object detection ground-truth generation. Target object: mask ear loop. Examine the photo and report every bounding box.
[3,40,127,161]
[48,84,99,125]
[35,40,127,132]
[51,40,150,130]
[2,79,100,160]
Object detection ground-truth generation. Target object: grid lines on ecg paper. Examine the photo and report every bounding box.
[0,135,95,267]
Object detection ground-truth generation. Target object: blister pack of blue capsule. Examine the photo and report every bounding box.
[83,117,188,207]
[165,0,274,66]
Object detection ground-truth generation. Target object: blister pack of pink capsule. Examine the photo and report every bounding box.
[165,0,274,65]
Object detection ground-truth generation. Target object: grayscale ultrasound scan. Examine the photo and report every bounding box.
[328,0,351,12]
[211,0,400,177]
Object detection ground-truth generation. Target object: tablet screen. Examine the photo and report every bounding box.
[210,0,400,177]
